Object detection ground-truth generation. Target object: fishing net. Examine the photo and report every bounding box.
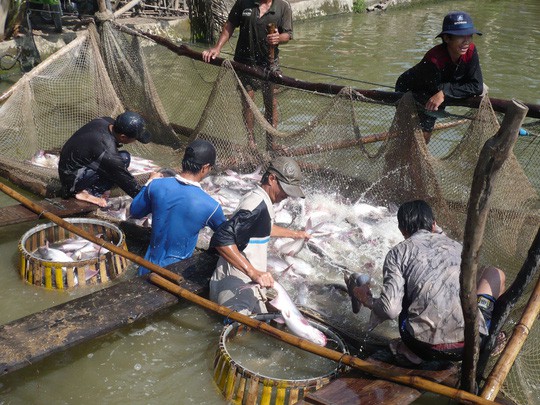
[1,19,540,404]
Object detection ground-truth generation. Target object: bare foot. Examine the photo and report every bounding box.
[75,190,108,207]
[390,339,423,365]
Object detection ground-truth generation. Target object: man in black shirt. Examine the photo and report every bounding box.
[202,0,293,142]
[58,111,151,207]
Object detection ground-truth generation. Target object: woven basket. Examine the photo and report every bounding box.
[18,218,128,289]
[213,313,348,405]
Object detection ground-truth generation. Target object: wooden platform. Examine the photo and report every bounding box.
[0,197,97,227]
[298,359,459,405]
[0,251,218,376]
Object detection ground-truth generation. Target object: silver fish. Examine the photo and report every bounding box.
[270,281,327,346]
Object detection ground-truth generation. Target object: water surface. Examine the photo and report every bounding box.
[1,1,539,403]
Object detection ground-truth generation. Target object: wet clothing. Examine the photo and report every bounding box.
[370,229,488,360]
[58,117,140,198]
[395,43,483,131]
[209,185,275,314]
[228,0,293,70]
[130,175,226,276]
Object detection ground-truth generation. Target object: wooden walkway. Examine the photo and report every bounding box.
[0,251,218,376]
[298,360,459,405]
[0,196,96,227]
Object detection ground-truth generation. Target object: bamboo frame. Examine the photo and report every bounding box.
[459,99,529,392]
[481,272,540,400]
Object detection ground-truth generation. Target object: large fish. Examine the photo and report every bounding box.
[36,242,74,262]
[270,281,327,346]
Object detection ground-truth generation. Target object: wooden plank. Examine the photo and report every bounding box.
[297,359,459,405]
[0,251,218,376]
[0,198,97,227]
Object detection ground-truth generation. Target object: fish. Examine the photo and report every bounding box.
[29,150,60,168]
[128,156,161,175]
[344,272,371,314]
[35,241,74,262]
[274,218,312,257]
[270,281,327,346]
[284,256,315,277]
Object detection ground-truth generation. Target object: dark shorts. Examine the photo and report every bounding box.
[236,69,281,93]
[399,294,496,362]
[70,151,131,197]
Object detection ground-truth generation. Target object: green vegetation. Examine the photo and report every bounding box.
[352,0,365,13]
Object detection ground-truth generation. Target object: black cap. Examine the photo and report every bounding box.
[436,11,482,38]
[113,111,152,144]
[183,139,216,166]
[267,156,305,198]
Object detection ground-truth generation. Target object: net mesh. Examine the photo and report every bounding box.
[1,20,540,404]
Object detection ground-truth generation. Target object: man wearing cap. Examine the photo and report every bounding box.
[130,139,226,276]
[58,111,152,207]
[209,156,310,315]
[395,11,485,143]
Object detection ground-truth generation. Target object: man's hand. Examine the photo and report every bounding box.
[202,47,220,63]
[266,28,280,46]
[251,268,274,288]
[425,90,445,111]
[353,284,374,309]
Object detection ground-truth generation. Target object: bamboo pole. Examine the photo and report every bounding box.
[0,182,182,284]
[459,99,528,392]
[149,273,499,405]
[113,0,143,18]
[481,272,540,401]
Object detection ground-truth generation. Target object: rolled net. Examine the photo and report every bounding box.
[0,19,539,404]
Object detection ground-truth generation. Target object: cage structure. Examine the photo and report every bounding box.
[213,313,348,405]
[18,218,128,289]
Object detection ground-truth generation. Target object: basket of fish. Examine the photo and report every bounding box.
[213,311,348,405]
[18,218,129,289]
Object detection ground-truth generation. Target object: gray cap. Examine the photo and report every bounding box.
[267,156,305,198]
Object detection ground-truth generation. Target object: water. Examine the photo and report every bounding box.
[1,0,539,403]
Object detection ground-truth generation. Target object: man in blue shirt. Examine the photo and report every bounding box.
[130,140,226,275]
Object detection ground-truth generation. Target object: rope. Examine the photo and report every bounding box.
[187,42,395,90]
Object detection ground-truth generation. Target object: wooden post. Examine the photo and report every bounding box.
[460,99,528,392]
[265,22,277,152]
[97,0,108,13]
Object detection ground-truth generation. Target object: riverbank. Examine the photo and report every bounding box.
[0,0,426,62]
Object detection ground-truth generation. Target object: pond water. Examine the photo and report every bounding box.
[0,0,539,404]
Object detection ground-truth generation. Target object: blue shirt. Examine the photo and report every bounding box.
[130,176,226,275]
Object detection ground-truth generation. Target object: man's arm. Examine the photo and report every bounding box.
[214,244,274,287]
[202,21,235,63]
[98,150,141,198]
[271,224,310,239]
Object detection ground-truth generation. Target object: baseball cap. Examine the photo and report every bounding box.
[436,11,482,38]
[267,156,305,198]
[113,111,152,144]
[183,139,216,166]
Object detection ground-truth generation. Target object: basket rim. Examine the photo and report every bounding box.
[217,313,349,384]
[19,217,126,263]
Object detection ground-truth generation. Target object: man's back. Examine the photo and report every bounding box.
[379,229,466,344]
